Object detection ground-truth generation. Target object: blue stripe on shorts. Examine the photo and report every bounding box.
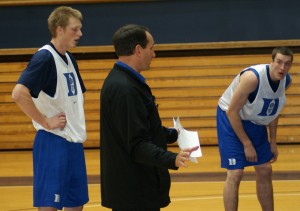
[33,130,89,209]
[216,106,273,170]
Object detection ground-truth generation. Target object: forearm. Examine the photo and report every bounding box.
[133,140,178,169]
[226,110,252,147]
[268,117,279,162]
[12,85,48,128]
[268,117,278,144]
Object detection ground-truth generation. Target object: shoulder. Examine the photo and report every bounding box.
[236,69,259,95]
[240,64,268,84]
[285,73,292,88]
[240,69,259,84]
[103,68,139,94]
[30,49,54,64]
[26,49,55,74]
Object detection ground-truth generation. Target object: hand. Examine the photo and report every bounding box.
[270,142,278,163]
[45,112,67,130]
[175,146,199,167]
[244,143,257,162]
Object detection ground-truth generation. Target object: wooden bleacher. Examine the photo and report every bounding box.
[1,47,300,150]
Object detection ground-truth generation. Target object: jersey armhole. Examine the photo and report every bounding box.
[285,73,291,88]
[240,68,259,103]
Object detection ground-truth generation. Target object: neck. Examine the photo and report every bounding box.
[118,57,140,73]
[50,39,66,55]
[268,66,280,83]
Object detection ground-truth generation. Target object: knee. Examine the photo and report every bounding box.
[226,169,244,183]
[65,206,83,211]
[255,163,273,178]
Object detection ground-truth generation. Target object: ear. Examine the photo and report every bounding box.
[134,44,143,56]
[56,26,63,36]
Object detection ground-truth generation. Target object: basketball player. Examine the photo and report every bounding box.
[12,6,88,211]
[216,46,293,211]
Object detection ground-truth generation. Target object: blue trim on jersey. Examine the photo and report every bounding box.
[285,73,291,88]
[267,65,280,92]
[116,61,146,84]
[244,65,288,103]
[241,67,260,103]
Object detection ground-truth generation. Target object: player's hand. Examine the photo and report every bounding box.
[175,146,199,167]
[244,143,257,162]
[45,112,67,130]
[270,142,278,163]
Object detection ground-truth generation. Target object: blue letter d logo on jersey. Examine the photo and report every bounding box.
[258,98,279,116]
[64,73,77,96]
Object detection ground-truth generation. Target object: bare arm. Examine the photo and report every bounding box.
[268,75,291,163]
[12,84,66,130]
[268,116,279,163]
[226,71,258,162]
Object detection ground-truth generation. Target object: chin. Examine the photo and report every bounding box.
[72,41,78,47]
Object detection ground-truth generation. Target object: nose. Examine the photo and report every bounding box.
[279,63,285,70]
[281,61,291,70]
[78,29,83,37]
[281,64,291,72]
[152,50,156,58]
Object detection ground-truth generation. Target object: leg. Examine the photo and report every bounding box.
[254,163,274,211]
[64,144,88,210]
[112,209,160,211]
[38,207,57,211]
[223,169,244,211]
[64,206,83,211]
[33,131,66,211]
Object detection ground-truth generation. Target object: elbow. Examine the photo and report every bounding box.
[226,108,238,121]
[12,87,20,103]
[225,109,233,118]
[12,84,28,103]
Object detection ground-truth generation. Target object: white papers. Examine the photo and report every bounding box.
[173,117,202,163]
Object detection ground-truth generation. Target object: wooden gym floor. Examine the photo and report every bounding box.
[0,144,299,211]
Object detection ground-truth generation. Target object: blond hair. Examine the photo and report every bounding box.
[48,6,82,38]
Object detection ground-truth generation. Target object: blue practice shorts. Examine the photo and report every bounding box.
[33,130,89,210]
[216,106,273,170]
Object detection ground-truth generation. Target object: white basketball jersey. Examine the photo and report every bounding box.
[218,64,287,125]
[32,45,86,143]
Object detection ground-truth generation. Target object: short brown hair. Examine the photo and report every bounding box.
[272,46,293,62]
[112,24,149,56]
[48,6,82,38]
